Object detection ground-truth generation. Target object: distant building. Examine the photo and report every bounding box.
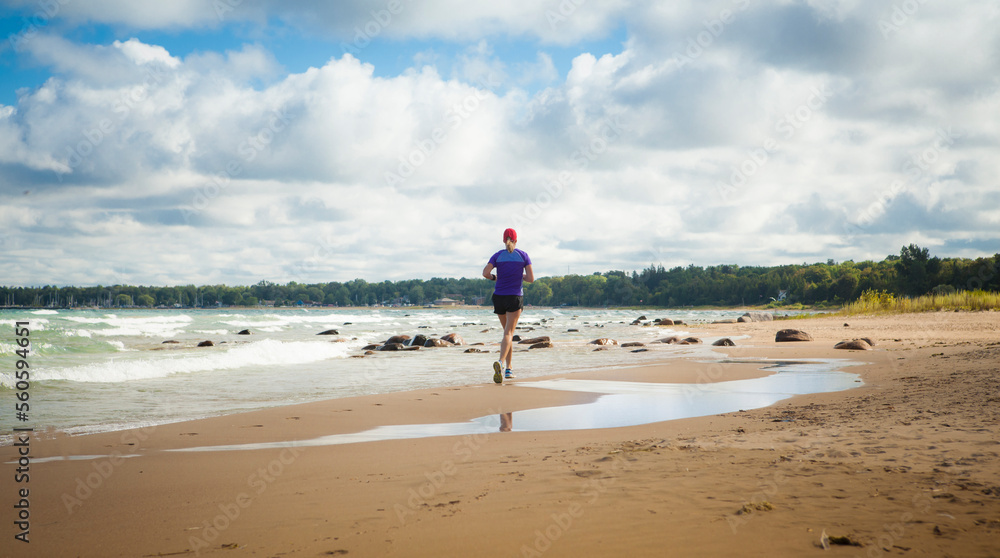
[433,297,462,306]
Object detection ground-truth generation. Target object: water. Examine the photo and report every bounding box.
[0,307,821,442]
[171,360,862,452]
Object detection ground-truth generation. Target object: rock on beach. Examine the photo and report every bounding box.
[834,339,873,350]
[775,329,813,342]
[737,312,773,323]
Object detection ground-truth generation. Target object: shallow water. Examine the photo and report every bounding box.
[2,307,827,440]
[171,359,862,452]
[0,307,830,442]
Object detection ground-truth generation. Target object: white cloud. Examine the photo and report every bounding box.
[0,1,998,286]
[6,0,631,43]
[114,38,181,67]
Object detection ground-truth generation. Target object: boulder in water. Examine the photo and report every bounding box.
[385,334,411,344]
[440,333,465,345]
[518,336,551,345]
[409,334,429,347]
[654,336,681,344]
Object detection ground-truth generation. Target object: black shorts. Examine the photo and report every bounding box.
[492,294,524,315]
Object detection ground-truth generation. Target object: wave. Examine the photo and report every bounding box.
[64,329,93,338]
[219,311,392,328]
[19,339,360,384]
[1,341,57,355]
[63,314,193,325]
[104,340,130,351]
[31,309,59,315]
[63,314,193,338]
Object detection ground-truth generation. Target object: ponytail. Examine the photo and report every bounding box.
[505,239,515,253]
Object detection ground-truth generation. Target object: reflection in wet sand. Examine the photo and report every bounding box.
[499,412,512,432]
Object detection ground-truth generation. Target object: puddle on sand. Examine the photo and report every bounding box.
[170,359,863,453]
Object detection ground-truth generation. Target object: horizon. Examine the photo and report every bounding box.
[1,2,998,287]
[2,245,993,290]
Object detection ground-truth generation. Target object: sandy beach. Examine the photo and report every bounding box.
[4,311,999,557]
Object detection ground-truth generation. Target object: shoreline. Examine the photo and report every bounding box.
[2,304,830,313]
[3,312,998,556]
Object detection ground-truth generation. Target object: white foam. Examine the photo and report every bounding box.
[63,329,93,338]
[31,339,360,384]
[104,340,129,351]
[219,312,391,329]
[31,309,59,315]
[63,314,192,338]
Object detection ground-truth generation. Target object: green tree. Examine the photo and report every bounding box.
[525,281,553,306]
[408,285,425,305]
[896,244,940,296]
[219,287,243,306]
[832,273,860,301]
[336,286,351,306]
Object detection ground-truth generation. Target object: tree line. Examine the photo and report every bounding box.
[3,245,998,309]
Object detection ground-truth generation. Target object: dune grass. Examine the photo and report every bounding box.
[841,289,1000,315]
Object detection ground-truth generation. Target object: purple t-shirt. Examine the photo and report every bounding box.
[489,249,531,296]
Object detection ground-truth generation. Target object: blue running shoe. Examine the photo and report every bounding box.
[504,369,515,379]
[493,360,503,384]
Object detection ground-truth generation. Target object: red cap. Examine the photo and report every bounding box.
[503,228,517,243]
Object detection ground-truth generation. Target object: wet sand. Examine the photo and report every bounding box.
[3,311,999,557]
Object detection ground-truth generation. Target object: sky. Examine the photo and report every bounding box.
[0,0,998,287]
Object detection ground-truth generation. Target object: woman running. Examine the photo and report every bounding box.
[482,228,534,383]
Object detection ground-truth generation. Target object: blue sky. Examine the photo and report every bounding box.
[0,1,998,287]
[0,9,628,103]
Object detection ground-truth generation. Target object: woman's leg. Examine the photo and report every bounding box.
[500,308,522,369]
[497,312,509,366]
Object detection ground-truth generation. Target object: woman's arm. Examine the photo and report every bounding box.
[483,263,496,281]
[523,265,534,283]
